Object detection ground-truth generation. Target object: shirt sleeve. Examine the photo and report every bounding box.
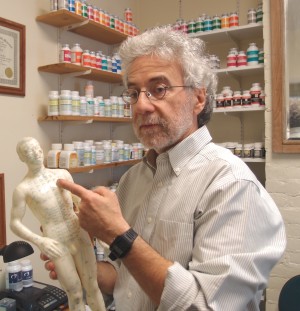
[158,180,286,310]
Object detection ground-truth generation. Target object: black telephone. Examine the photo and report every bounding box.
[0,280,68,311]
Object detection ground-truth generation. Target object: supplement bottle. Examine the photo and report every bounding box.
[247,43,259,66]
[75,0,82,15]
[233,91,242,107]
[6,261,23,292]
[103,141,112,163]
[73,141,84,166]
[21,259,33,288]
[237,50,247,67]
[47,143,62,168]
[59,44,71,63]
[227,49,237,68]
[242,90,252,107]
[58,0,68,10]
[95,142,104,164]
[83,142,92,166]
[80,96,87,116]
[90,51,96,68]
[86,95,94,116]
[221,13,229,29]
[216,94,224,108]
[48,90,59,116]
[81,0,87,18]
[256,3,263,23]
[97,96,105,117]
[71,43,83,65]
[250,83,262,106]
[59,90,72,115]
[85,80,94,98]
[124,8,133,23]
[247,8,257,24]
[71,91,80,116]
[81,50,91,67]
[229,12,239,27]
[59,144,78,169]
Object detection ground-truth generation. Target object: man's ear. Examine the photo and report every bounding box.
[194,88,206,115]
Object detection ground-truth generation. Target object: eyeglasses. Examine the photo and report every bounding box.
[121,85,193,105]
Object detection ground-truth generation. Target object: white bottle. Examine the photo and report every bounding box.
[6,260,23,292]
[95,142,104,164]
[47,143,62,168]
[73,141,84,166]
[83,143,92,166]
[85,80,94,98]
[59,44,71,63]
[21,259,33,288]
[48,90,59,116]
[71,91,80,116]
[59,144,78,169]
[71,43,83,65]
[247,43,259,65]
[59,90,72,115]
[103,141,112,163]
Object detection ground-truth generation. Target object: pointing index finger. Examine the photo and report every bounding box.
[56,178,88,199]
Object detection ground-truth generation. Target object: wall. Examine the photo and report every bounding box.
[0,1,298,310]
[0,0,137,285]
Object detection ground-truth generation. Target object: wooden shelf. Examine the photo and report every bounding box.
[38,115,132,123]
[38,63,123,83]
[68,159,141,173]
[36,10,127,44]
[189,23,263,44]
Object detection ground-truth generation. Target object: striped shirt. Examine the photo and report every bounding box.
[113,126,286,311]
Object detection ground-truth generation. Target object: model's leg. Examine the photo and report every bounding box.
[54,253,86,311]
[74,230,106,311]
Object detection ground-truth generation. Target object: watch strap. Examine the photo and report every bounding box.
[109,228,138,261]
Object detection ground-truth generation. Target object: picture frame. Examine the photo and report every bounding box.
[0,174,6,249]
[271,0,300,152]
[0,17,25,96]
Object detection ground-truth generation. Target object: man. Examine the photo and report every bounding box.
[46,26,286,310]
[11,137,106,311]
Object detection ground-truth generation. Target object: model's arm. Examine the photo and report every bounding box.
[10,187,64,258]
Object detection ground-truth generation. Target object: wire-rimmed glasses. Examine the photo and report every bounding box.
[121,85,193,105]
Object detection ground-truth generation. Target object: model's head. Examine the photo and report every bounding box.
[16,137,44,165]
[119,26,217,128]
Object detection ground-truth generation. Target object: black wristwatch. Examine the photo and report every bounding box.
[109,228,138,261]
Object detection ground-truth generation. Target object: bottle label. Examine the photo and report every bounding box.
[22,270,33,287]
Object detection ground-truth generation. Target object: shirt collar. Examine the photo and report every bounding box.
[143,126,212,176]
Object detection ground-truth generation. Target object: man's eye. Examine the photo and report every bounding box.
[152,85,167,96]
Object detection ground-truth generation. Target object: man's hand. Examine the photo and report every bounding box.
[56,179,130,245]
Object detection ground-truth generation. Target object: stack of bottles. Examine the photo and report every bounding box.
[167,2,262,35]
[50,1,139,36]
[215,83,265,109]
[5,259,33,292]
[217,142,265,159]
[60,45,122,74]
[48,81,132,118]
[226,44,264,68]
[47,140,146,169]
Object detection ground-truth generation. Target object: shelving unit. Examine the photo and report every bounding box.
[37,10,137,175]
[193,23,266,176]
[36,10,127,44]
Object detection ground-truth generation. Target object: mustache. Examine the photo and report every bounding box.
[135,116,167,127]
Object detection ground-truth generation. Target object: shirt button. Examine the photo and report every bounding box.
[174,168,180,174]
[127,291,132,298]
[157,181,163,187]
[147,217,152,224]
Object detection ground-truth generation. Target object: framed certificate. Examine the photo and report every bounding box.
[0,17,25,96]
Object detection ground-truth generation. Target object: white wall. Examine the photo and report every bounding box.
[0,0,137,286]
[1,1,299,310]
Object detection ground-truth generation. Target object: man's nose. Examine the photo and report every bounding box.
[134,91,155,113]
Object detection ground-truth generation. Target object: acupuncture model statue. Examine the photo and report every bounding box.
[10,137,106,311]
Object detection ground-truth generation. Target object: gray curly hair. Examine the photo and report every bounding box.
[118,26,217,127]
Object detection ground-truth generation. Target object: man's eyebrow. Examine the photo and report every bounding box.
[127,76,170,88]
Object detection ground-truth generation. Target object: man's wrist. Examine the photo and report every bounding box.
[108,228,138,261]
